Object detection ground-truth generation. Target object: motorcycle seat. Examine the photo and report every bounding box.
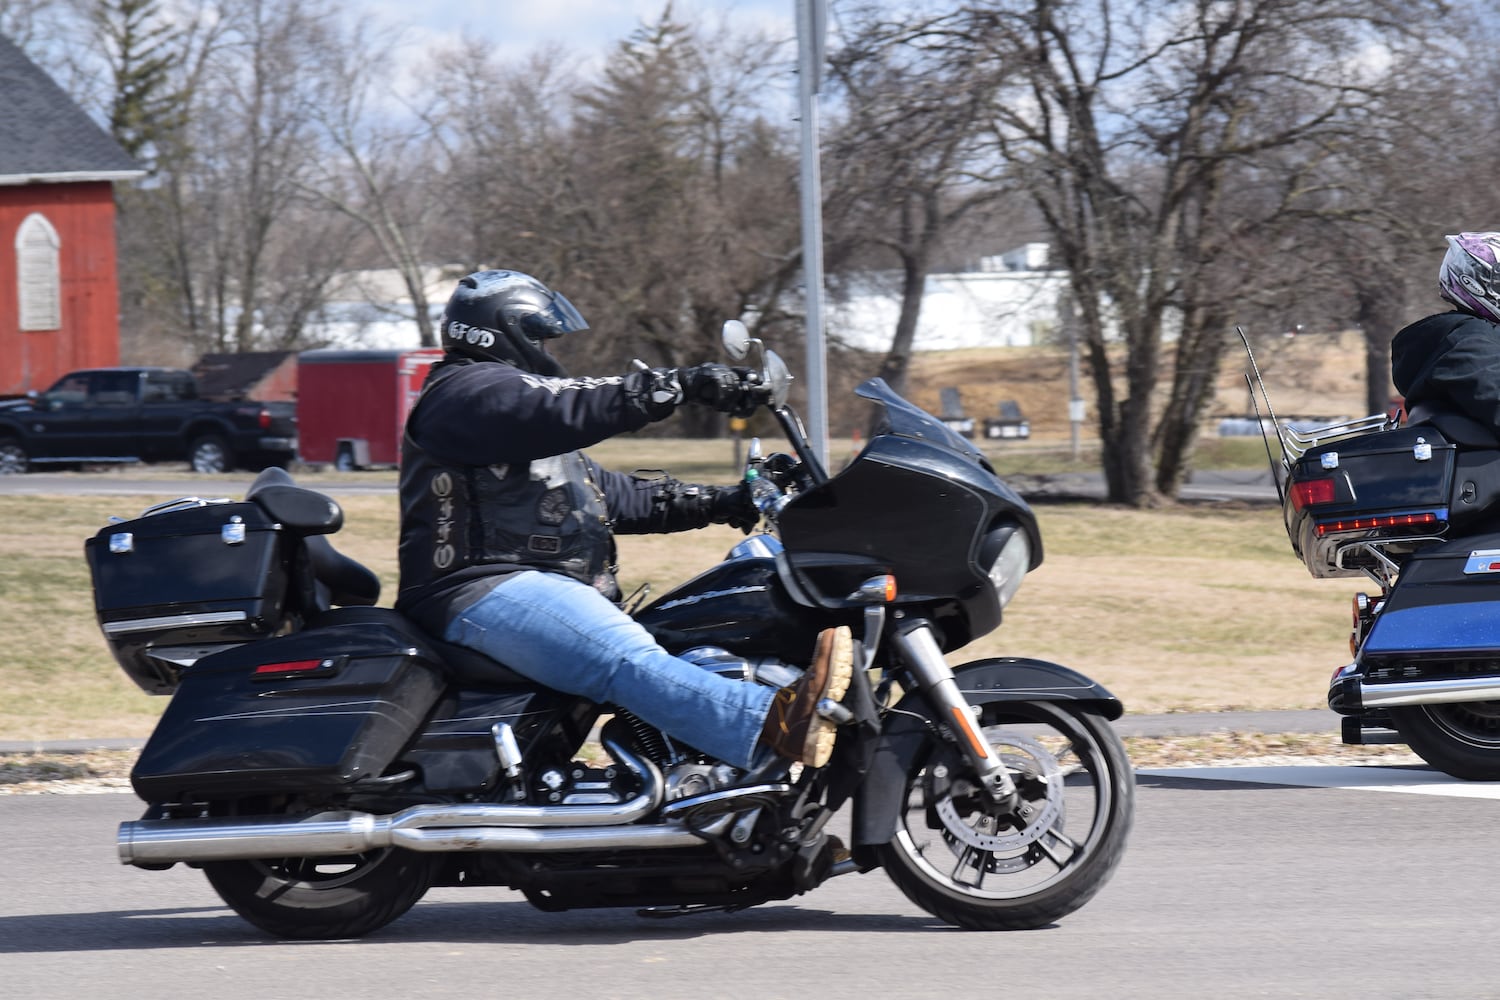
[1407,402,1500,449]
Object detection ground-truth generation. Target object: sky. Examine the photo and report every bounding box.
[365,0,797,65]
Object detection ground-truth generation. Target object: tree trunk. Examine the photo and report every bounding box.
[1356,286,1401,416]
[869,250,930,437]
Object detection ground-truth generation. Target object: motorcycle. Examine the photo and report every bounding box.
[1255,339,1500,779]
[86,322,1134,939]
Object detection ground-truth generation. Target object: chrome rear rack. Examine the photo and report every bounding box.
[1281,413,1393,461]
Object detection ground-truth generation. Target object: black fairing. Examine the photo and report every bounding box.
[775,379,1041,650]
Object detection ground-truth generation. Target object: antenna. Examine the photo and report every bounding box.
[1236,327,1288,505]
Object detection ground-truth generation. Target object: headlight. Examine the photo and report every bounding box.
[986,528,1031,609]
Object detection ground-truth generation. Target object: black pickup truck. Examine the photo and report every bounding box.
[0,367,298,474]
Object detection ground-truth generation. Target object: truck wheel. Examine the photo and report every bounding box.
[188,435,234,474]
[0,439,27,474]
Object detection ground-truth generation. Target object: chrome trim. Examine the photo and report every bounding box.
[102,610,249,636]
[1281,413,1392,461]
[1359,675,1500,709]
[894,624,1017,799]
[117,737,703,866]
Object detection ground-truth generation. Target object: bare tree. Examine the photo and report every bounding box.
[948,0,1444,505]
[301,25,445,347]
[825,3,1016,407]
[426,9,803,435]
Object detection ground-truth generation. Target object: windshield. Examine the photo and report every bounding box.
[854,378,990,466]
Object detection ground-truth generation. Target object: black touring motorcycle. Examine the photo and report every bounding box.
[1256,340,1500,780]
[87,324,1133,939]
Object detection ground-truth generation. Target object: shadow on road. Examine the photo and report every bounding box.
[0,898,958,952]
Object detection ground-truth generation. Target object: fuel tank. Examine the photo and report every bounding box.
[634,551,844,662]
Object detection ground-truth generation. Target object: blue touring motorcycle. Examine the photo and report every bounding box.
[87,323,1133,939]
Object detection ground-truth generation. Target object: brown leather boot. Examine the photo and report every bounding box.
[760,626,853,767]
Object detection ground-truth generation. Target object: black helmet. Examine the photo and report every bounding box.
[440,270,588,372]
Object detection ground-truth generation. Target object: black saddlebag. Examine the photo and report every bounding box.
[86,499,294,695]
[130,611,445,801]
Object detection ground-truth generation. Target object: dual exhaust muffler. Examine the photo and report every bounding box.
[119,737,727,867]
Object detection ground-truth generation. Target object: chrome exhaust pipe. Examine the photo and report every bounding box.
[1358,675,1500,709]
[117,737,721,866]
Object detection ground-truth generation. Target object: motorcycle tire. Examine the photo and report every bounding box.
[202,847,439,940]
[874,700,1133,931]
[1388,702,1500,780]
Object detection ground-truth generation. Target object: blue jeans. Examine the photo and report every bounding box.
[443,570,775,769]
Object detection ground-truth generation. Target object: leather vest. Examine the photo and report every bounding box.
[397,430,619,603]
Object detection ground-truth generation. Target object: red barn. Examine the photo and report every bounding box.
[0,34,142,396]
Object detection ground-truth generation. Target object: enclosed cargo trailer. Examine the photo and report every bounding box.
[296,348,442,469]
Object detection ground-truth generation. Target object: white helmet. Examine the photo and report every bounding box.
[1438,232,1500,323]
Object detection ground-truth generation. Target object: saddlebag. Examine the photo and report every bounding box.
[86,500,295,695]
[130,612,445,801]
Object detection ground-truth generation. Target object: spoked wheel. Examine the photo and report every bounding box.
[188,434,233,474]
[202,847,439,939]
[0,439,27,474]
[1389,702,1500,780]
[875,700,1133,930]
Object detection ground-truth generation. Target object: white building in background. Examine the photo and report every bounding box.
[311,266,456,349]
[828,244,1072,352]
[306,245,1077,353]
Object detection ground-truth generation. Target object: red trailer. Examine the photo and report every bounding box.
[296,348,443,469]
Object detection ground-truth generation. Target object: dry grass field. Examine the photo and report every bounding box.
[0,486,1355,742]
[0,332,1379,743]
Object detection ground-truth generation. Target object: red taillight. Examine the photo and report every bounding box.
[1314,511,1440,536]
[1291,478,1336,509]
[253,658,332,677]
[258,408,272,430]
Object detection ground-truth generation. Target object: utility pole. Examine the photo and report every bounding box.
[795,0,829,466]
[1063,291,1084,460]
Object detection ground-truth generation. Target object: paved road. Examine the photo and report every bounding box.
[4,766,1499,1000]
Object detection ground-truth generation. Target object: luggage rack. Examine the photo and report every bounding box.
[1326,532,1447,586]
[1280,413,1394,462]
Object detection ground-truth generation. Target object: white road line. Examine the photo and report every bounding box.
[1138,765,1500,799]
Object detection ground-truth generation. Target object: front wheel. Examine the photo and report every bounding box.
[875,700,1133,930]
[202,847,439,939]
[1389,702,1500,780]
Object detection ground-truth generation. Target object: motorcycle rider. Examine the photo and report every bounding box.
[1392,232,1500,432]
[395,269,852,771]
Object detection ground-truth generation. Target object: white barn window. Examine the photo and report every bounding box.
[16,213,61,331]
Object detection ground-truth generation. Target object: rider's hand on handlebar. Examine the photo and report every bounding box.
[677,363,760,417]
[708,482,760,534]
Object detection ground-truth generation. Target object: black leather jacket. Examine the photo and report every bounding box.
[1392,310,1500,430]
[395,357,734,630]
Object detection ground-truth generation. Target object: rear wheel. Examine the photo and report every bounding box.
[202,847,438,939]
[188,434,233,474]
[1389,702,1500,780]
[0,439,27,474]
[875,701,1133,930]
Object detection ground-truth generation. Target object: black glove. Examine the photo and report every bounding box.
[623,366,686,422]
[678,363,758,417]
[708,482,760,533]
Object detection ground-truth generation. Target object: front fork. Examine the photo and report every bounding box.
[892,622,1019,802]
